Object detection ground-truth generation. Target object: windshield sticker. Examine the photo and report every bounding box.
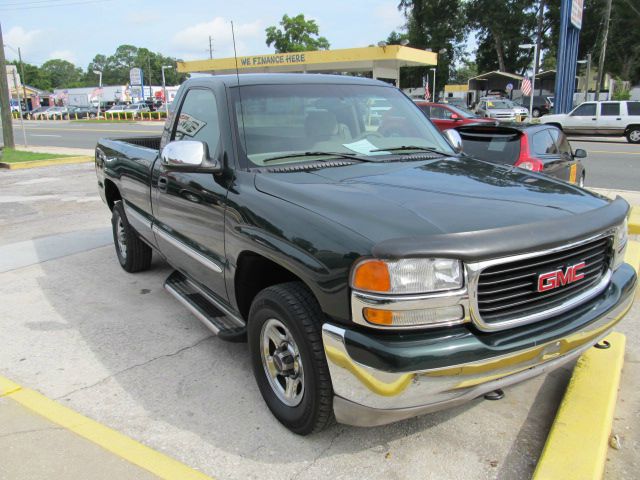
[176,113,206,138]
[343,139,388,155]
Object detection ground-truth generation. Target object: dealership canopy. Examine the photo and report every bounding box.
[177,46,438,87]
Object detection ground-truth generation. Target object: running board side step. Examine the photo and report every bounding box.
[164,271,246,339]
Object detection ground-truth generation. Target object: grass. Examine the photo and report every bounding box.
[0,148,73,164]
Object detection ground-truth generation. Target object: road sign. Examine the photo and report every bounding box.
[571,0,583,29]
[130,67,142,85]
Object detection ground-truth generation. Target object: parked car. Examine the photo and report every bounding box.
[414,101,497,131]
[23,106,49,119]
[95,74,635,434]
[540,100,640,143]
[106,104,127,113]
[121,103,150,117]
[65,106,99,119]
[31,106,64,119]
[457,124,587,186]
[515,95,553,117]
[475,97,529,122]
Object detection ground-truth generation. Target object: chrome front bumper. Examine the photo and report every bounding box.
[323,265,636,427]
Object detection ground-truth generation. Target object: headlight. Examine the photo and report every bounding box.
[351,258,463,294]
[612,219,628,270]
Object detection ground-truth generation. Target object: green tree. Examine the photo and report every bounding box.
[265,14,330,53]
[466,0,537,74]
[450,60,478,84]
[40,59,83,89]
[397,0,466,93]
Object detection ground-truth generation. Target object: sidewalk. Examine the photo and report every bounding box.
[590,187,640,207]
[14,145,94,156]
[0,397,159,480]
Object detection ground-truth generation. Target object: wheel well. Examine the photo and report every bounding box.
[547,123,562,130]
[625,124,640,133]
[104,179,121,210]
[234,252,307,321]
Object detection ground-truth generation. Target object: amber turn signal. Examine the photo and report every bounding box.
[352,260,391,293]
[363,308,393,325]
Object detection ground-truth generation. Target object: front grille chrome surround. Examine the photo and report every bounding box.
[467,231,615,332]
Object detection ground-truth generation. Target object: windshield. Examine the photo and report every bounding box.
[448,105,476,118]
[232,84,453,166]
[486,100,513,109]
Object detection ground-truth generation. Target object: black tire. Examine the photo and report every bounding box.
[532,108,541,118]
[111,201,152,273]
[89,113,96,119]
[626,126,640,144]
[248,282,333,435]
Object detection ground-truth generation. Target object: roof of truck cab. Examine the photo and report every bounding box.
[183,73,392,88]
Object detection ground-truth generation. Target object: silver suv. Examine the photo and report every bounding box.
[541,101,640,143]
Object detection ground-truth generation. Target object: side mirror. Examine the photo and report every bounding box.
[574,148,587,159]
[443,128,463,154]
[450,113,461,120]
[161,140,222,173]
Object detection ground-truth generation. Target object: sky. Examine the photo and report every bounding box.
[1,0,407,68]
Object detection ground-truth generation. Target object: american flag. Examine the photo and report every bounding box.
[521,77,532,96]
[424,79,431,101]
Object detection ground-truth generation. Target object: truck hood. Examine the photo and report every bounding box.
[255,156,614,248]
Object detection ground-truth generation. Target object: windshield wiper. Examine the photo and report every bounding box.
[262,151,376,164]
[370,145,449,155]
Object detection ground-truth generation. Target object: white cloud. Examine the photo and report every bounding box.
[172,17,263,59]
[4,26,43,59]
[48,50,78,63]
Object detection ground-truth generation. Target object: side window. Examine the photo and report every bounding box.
[430,106,446,119]
[548,129,571,155]
[572,103,596,116]
[532,130,558,155]
[600,102,620,116]
[626,102,640,116]
[419,105,431,117]
[173,88,220,156]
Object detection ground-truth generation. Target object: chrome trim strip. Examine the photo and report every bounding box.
[165,283,221,334]
[152,225,223,273]
[466,230,615,332]
[123,200,152,230]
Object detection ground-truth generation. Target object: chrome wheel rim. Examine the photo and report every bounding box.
[260,318,304,407]
[579,175,585,188]
[116,217,127,259]
[630,130,640,142]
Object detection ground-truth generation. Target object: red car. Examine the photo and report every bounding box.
[414,101,497,131]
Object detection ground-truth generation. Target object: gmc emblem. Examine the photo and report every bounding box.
[537,262,586,292]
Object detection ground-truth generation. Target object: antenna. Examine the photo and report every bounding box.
[231,21,248,154]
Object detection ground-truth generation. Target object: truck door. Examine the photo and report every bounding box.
[564,102,598,134]
[152,87,229,301]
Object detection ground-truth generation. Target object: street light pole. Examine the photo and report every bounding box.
[0,23,15,149]
[430,68,436,102]
[11,70,27,146]
[93,69,102,118]
[161,65,172,113]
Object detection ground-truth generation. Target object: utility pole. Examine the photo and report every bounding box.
[585,53,592,103]
[147,57,152,100]
[535,0,545,74]
[0,22,15,149]
[595,0,613,101]
[17,47,27,109]
[12,70,27,146]
[209,36,214,59]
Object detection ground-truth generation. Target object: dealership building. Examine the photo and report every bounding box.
[177,45,438,88]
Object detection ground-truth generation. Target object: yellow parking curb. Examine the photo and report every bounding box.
[533,332,626,480]
[0,156,93,170]
[629,207,640,235]
[626,240,640,277]
[0,375,213,480]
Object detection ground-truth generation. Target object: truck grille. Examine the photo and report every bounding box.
[475,236,613,325]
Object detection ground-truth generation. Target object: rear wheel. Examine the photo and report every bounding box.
[248,282,333,435]
[626,127,640,144]
[532,108,541,118]
[111,201,152,272]
[579,172,585,188]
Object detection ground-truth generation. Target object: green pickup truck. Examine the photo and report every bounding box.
[96,74,635,435]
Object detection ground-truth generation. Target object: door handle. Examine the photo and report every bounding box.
[616,117,621,120]
[158,176,168,192]
[591,118,597,121]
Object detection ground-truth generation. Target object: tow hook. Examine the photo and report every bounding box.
[594,340,611,350]
[484,389,505,401]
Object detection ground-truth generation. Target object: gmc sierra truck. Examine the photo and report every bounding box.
[96,74,636,435]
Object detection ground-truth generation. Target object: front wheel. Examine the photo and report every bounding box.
[626,127,640,144]
[579,172,585,188]
[248,282,333,435]
[532,108,541,118]
[111,201,152,272]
